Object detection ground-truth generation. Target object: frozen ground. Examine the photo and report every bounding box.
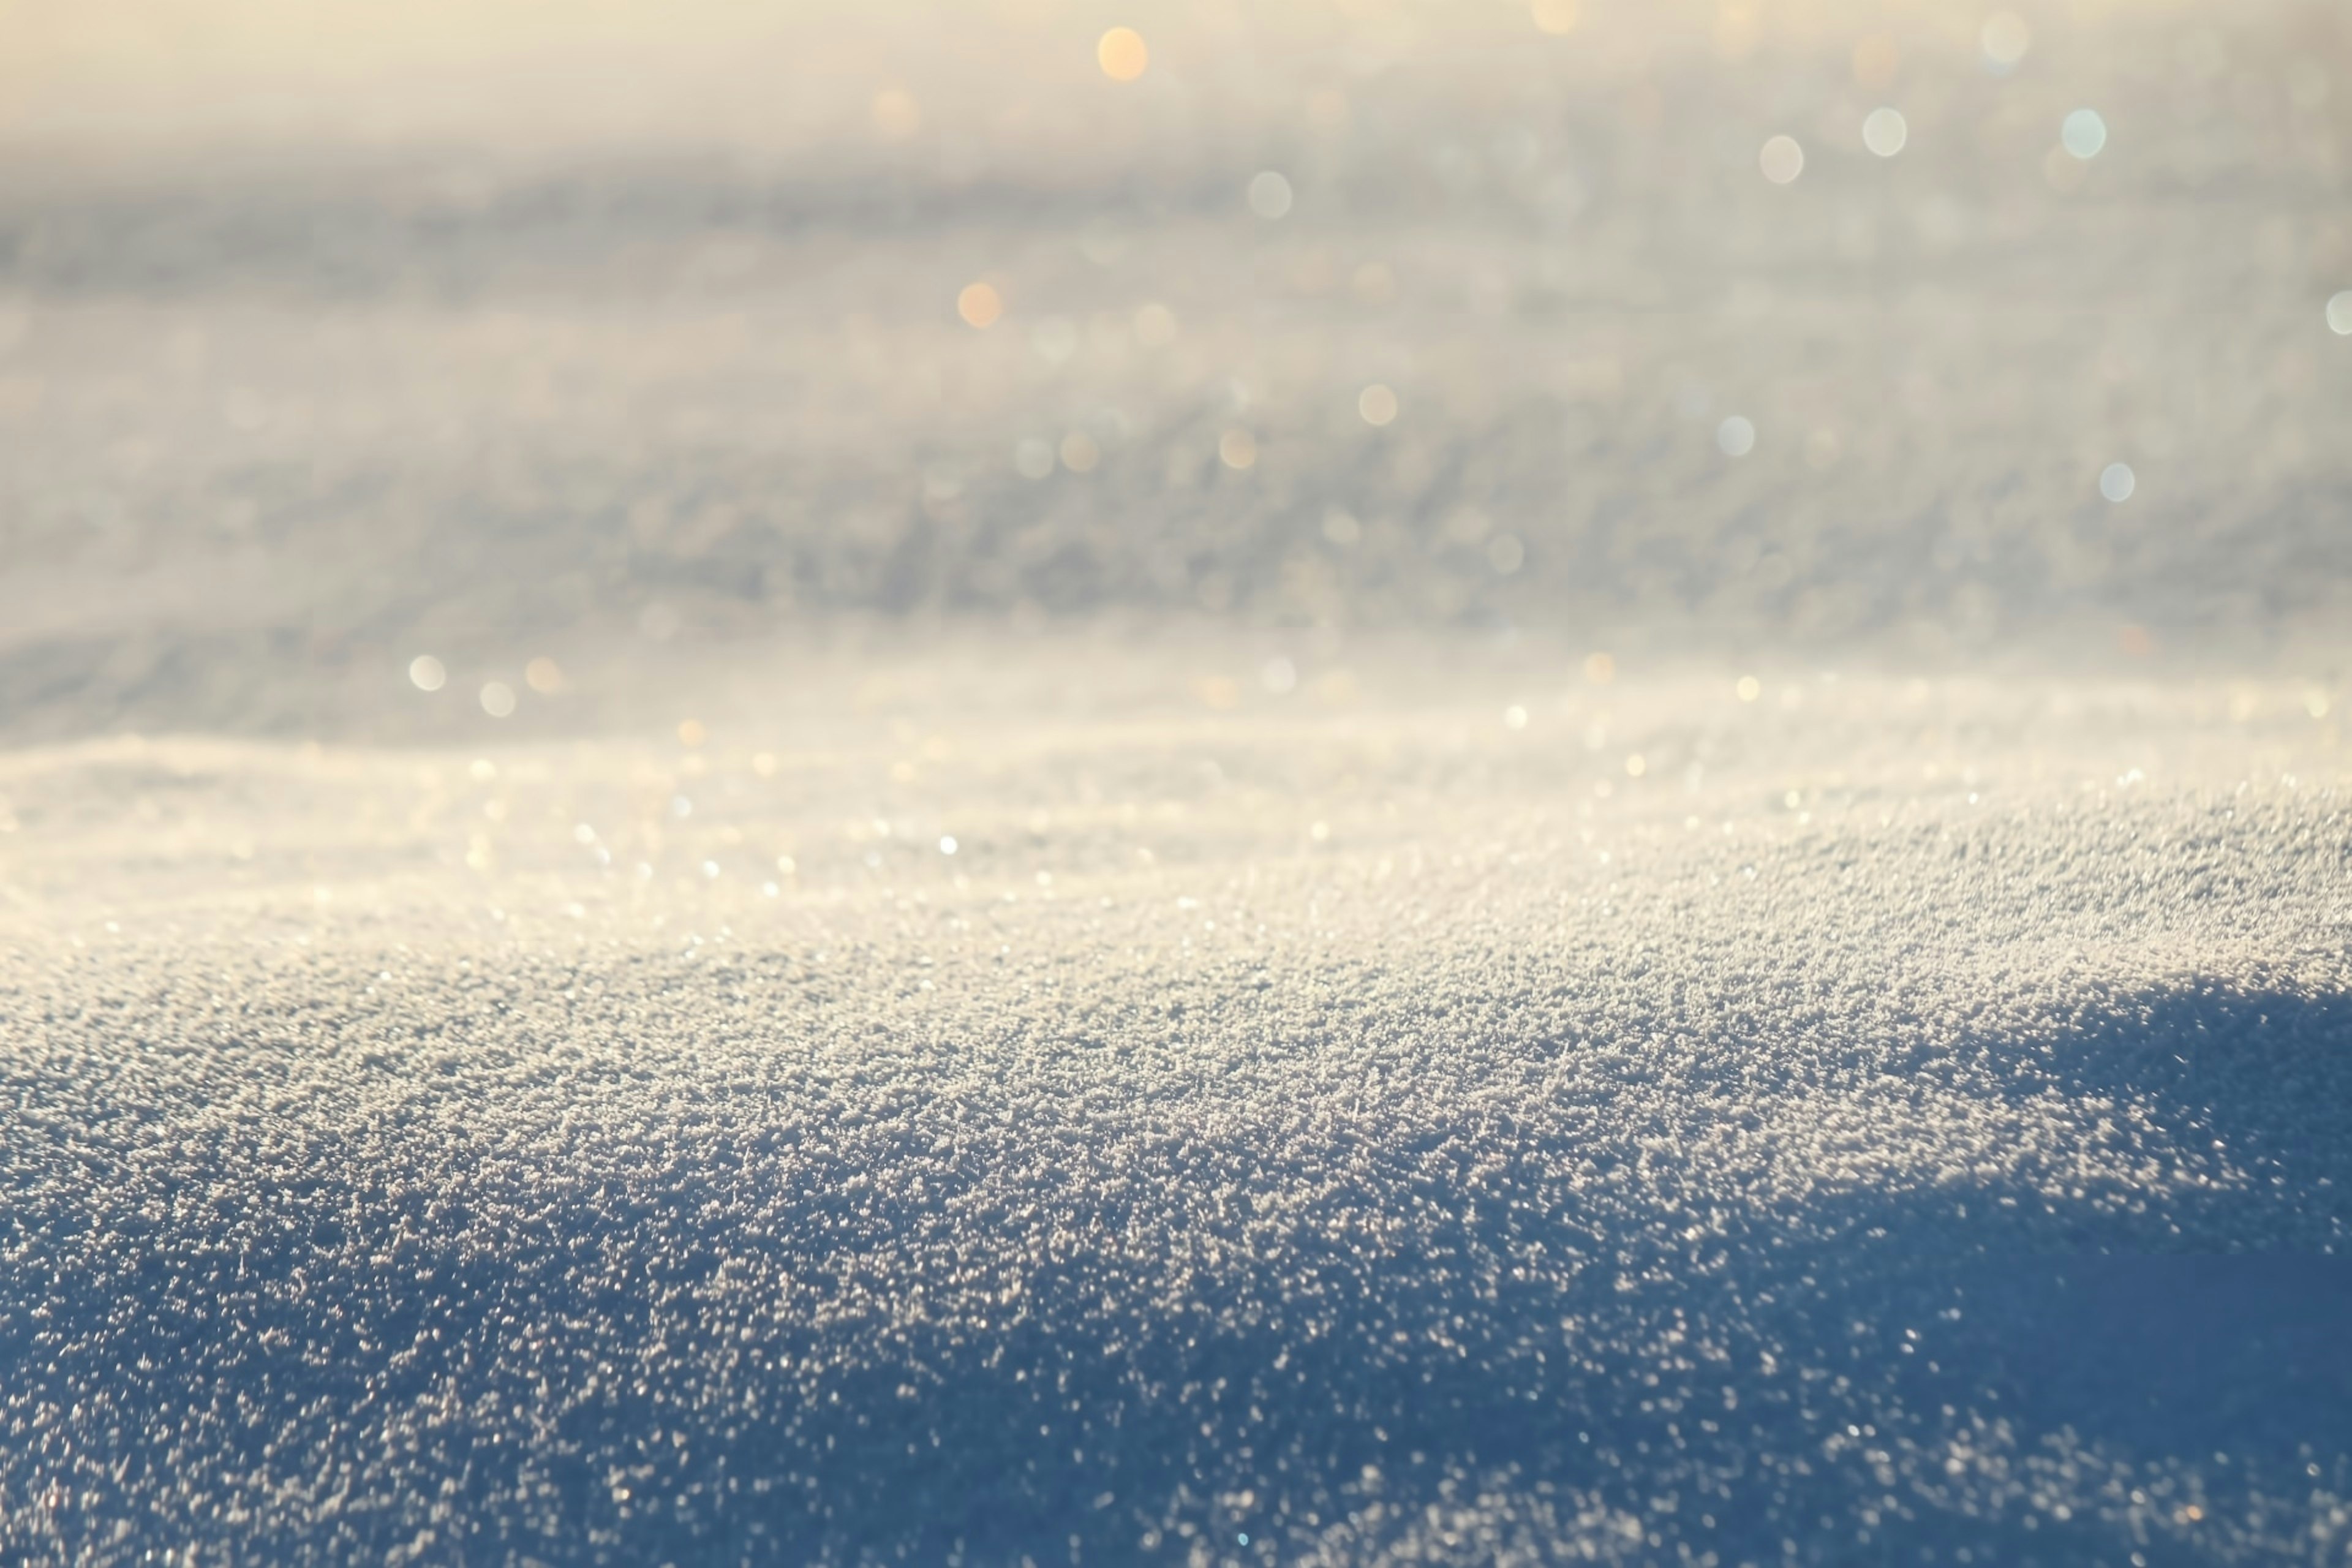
[5,1,2352,1562]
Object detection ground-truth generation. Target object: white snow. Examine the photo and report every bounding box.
[4,0,2352,1559]
[3,657,2348,1562]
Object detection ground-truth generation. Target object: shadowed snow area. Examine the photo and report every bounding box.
[6,0,2352,1561]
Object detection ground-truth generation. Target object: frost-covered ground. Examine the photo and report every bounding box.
[6,1,2352,1562]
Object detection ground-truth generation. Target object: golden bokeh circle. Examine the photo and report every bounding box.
[956,282,1004,329]
[1098,27,1149,83]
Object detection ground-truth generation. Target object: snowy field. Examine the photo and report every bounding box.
[5,1,2352,1562]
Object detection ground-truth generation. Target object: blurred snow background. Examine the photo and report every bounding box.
[2,0,2351,737]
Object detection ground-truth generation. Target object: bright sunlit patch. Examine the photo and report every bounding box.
[479,682,516,718]
[1863,107,1907,158]
[408,655,447,693]
[1529,0,1577,37]
[1357,383,1398,427]
[2100,462,2136,503]
[1758,136,1804,186]
[2062,110,2107,160]
[1248,171,1294,220]
[1717,415,1757,456]
[956,282,1003,329]
[1097,28,1149,83]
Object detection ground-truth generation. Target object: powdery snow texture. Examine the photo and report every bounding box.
[4,658,2349,1564]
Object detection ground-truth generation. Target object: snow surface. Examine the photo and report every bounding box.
[6,1,2352,1561]
[5,657,2351,1564]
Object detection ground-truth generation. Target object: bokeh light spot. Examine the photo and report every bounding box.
[1863,107,1908,158]
[1717,415,1757,456]
[1981,11,2031,71]
[408,655,447,693]
[1530,0,1577,37]
[1357,383,1398,427]
[2062,110,2108,160]
[1097,27,1149,83]
[956,282,1003,329]
[1218,429,1257,470]
[1248,171,1294,220]
[524,657,562,694]
[1759,135,1804,185]
[2100,462,2136,503]
[480,682,516,718]
[2324,291,2352,335]
[1133,301,1178,347]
